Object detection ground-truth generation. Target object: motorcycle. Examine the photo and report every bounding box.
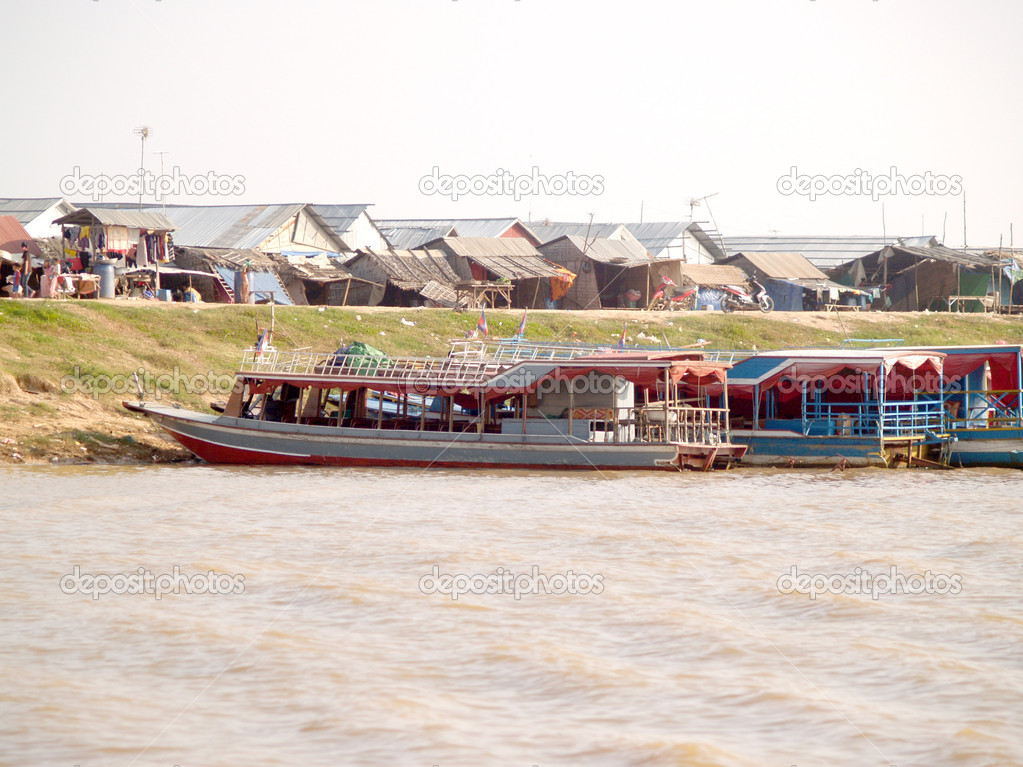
[647,275,698,311]
[720,280,774,313]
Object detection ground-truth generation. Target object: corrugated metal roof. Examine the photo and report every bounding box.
[0,197,65,225]
[723,235,926,270]
[158,204,300,248]
[377,218,523,244]
[55,207,176,230]
[87,203,304,248]
[542,235,651,267]
[727,252,827,280]
[312,204,370,234]
[431,237,564,280]
[883,243,1001,269]
[525,221,624,244]
[624,221,726,261]
[676,264,748,287]
[378,223,456,250]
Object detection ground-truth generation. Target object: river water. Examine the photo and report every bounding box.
[1,465,1021,767]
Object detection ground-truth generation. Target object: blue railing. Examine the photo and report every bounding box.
[802,398,943,438]
[880,398,944,437]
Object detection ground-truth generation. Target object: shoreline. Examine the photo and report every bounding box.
[3,301,1023,465]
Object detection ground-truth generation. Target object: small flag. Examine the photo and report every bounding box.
[618,324,627,349]
[254,328,270,357]
[515,309,528,338]
[476,308,489,338]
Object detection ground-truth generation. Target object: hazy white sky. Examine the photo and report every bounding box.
[2,0,1020,247]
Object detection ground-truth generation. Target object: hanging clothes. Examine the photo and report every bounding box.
[137,232,149,268]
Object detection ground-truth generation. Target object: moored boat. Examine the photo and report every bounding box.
[894,345,1023,468]
[724,349,949,468]
[124,344,746,471]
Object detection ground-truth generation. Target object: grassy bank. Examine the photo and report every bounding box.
[2,299,1022,464]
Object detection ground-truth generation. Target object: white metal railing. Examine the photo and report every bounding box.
[240,347,506,387]
[448,339,756,364]
[579,404,727,445]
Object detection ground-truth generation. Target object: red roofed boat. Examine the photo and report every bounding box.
[124,343,746,471]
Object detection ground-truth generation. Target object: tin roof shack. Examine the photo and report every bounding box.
[723,234,935,272]
[0,197,77,239]
[537,235,653,309]
[378,218,540,250]
[86,203,346,254]
[271,253,380,306]
[423,236,571,309]
[624,221,726,263]
[526,221,647,252]
[343,248,461,307]
[310,204,390,252]
[831,239,1011,312]
[54,207,175,287]
[724,252,868,311]
[174,247,293,304]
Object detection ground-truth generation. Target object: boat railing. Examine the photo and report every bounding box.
[240,348,506,386]
[943,388,1023,430]
[448,339,756,364]
[625,404,727,445]
[803,398,944,437]
[880,398,945,437]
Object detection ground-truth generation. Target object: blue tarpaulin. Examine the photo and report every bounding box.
[214,266,293,305]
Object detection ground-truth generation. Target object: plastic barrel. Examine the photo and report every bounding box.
[95,260,117,299]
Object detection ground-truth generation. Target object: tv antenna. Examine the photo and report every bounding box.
[134,125,152,210]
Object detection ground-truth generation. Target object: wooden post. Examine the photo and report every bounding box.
[568,381,574,438]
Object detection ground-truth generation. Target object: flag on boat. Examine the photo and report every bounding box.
[618,324,627,349]
[476,308,489,338]
[515,309,527,339]
[254,328,270,358]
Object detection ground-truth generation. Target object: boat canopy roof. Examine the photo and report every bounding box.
[727,349,945,393]
[880,345,1022,390]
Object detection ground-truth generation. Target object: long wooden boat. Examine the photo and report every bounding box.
[124,346,746,471]
[724,349,950,467]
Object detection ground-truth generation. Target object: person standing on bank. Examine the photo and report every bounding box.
[20,243,34,298]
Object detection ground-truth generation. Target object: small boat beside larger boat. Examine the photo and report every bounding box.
[725,349,949,468]
[896,344,1023,468]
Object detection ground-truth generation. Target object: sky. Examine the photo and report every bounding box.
[2,0,1020,247]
